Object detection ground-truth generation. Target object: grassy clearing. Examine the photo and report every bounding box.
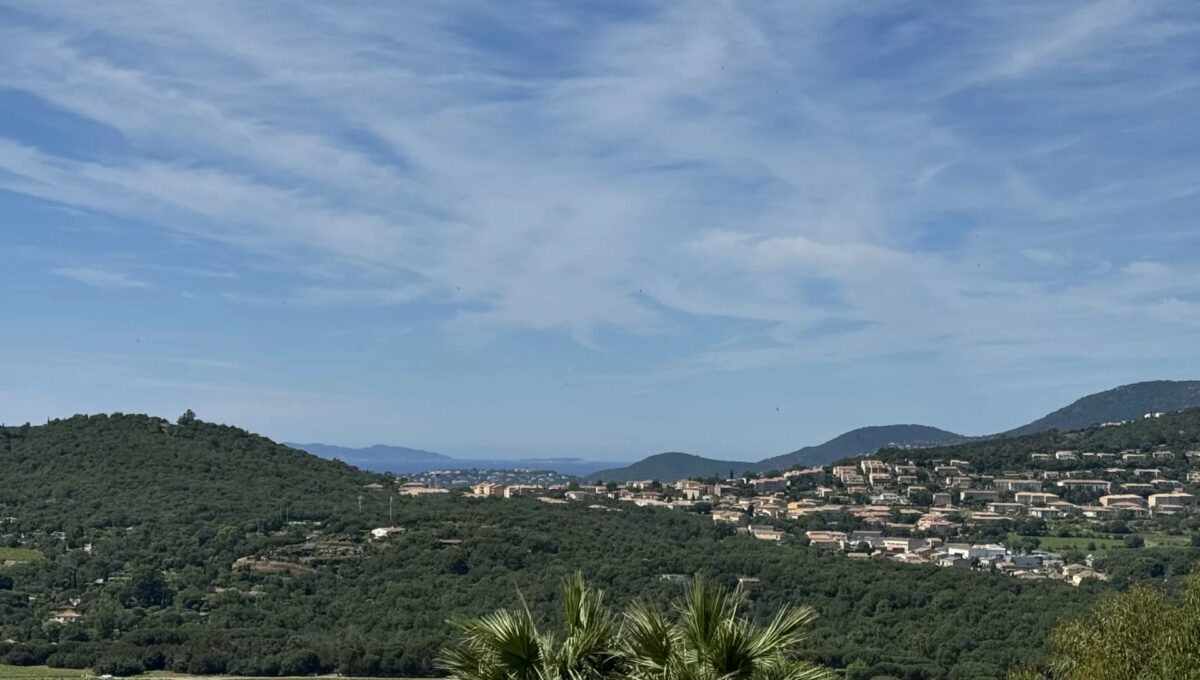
[0,547,43,563]
[141,673,417,679]
[0,669,415,679]
[1030,535,1124,552]
[1139,532,1193,548]
[1010,531,1195,554]
[0,664,88,678]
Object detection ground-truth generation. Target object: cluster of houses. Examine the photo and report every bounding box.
[445,445,1200,584]
[409,468,577,489]
[800,530,1105,584]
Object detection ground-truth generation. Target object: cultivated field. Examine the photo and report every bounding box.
[0,664,87,678]
[0,547,42,563]
[0,667,426,680]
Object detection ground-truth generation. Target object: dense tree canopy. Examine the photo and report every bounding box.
[1008,569,1200,680]
[0,413,1142,678]
[864,407,1200,474]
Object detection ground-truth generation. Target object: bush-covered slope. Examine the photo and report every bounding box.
[0,413,374,529]
[757,424,966,470]
[588,451,754,483]
[589,426,965,483]
[1005,380,1200,437]
[867,406,1200,472]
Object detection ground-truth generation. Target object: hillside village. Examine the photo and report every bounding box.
[436,441,1200,586]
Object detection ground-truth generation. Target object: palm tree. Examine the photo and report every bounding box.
[622,576,831,680]
[439,574,831,680]
[437,573,619,680]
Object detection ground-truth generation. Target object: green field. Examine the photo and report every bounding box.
[0,547,43,563]
[0,668,413,679]
[0,664,88,678]
[1138,532,1194,548]
[1010,532,1194,554]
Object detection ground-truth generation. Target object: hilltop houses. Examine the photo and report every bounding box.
[430,433,1200,586]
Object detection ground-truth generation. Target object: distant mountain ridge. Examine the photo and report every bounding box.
[588,380,1200,483]
[756,424,967,470]
[588,452,756,483]
[587,425,965,483]
[1002,380,1200,437]
[289,443,625,477]
[288,443,452,468]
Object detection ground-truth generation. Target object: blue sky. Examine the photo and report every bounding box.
[1,1,1199,460]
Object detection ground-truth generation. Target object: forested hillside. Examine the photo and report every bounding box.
[589,426,964,482]
[592,381,1200,483]
[1004,380,1200,437]
[757,424,966,469]
[590,451,753,483]
[868,407,1200,472]
[0,413,374,528]
[0,413,1103,679]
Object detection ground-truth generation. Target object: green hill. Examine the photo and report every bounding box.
[867,405,1200,472]
[756,424,966,469]
[594,380,1200,482]
[588,426,964,483]
[589,451,755,483]
[1005,380,1200,437]
[0,413,374,529]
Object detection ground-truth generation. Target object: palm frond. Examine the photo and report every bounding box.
[441,575,833,680]
[746,605,820,660]
[677,576,742,658]
[621,601,680,679]
[444,609,546,680]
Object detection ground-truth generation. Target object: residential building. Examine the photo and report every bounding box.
[1148,492,1196,513]
[1099,494,1146,508]
[712,509,743,524]
[1056,479,1111,495]
[805,531,847,549]
[1015,491,1060,506]
[994,479,1043,493]
[748,525,786,541]
[959,489,999,503]
[860,460,888,475]
[752,477,788,494]
[49,609,83,625]
[471,482,505,497]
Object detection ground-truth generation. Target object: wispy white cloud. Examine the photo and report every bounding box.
[51,266,146,289]
[2,0,1199,393]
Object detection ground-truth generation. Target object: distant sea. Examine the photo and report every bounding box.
[337,457,629,477]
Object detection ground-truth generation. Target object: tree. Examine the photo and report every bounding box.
[124,569,173,608]
[622,575,832,680]
[438,572,619,680]
[439,574,832,680]
[177,409,197,426]
[1009,568,1200,679]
